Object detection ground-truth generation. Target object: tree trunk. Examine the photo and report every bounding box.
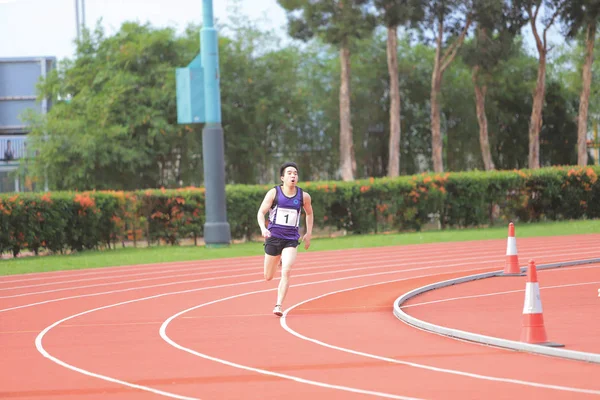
[429,15,471,174]
[525,1,563,170]
[431,55,443,173]
[431,17,443,173]
[578,22,596,167]
[386,25,401,177]
[339,44,355,181]
[528,52,546,169]
[472,66,495,171]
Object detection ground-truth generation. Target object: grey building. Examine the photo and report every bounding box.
[0,56,55,193]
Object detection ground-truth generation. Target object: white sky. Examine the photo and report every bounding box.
[0,0,561,61]
[0,0,288,60]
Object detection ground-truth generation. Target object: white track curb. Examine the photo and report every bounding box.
[393,258,600,364]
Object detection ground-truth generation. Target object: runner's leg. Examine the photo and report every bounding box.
[276,246,297,306]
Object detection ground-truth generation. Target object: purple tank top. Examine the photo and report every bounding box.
[268,185,304,240]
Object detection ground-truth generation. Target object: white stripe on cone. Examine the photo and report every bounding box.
[506,237,517,256]
[523,282,543,314]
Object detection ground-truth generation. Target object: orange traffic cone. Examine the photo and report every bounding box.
[503,222,523,275]
[520,260,564,347]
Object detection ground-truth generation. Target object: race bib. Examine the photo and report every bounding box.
[275,207,298,227]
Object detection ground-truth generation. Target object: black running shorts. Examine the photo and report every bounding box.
[264,236,300,256]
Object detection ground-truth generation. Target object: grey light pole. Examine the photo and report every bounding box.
[200,0,231,246]
[75,0,80,40]
[74,0,86,41]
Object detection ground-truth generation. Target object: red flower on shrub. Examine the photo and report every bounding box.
[74,194,96,216]
[434,174,448,184]
[585,168,598,183]
[409,190,420,202]
[377,204,388,213]
[74,194,95,209]
[151,211,166,219]
[41,192,52,203]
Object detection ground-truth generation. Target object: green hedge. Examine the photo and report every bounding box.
[0,166,598,256]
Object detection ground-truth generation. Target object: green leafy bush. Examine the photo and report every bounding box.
[1,166,598,256]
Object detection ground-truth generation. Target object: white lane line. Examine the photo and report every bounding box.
[393,266,600,364]
[402,280,600,309]
[0,260,213,284]
[0,237,497,282]
[6,243,600,308]
[160,308,418,399]
[0,242,534,291]
[0,248,509,298]
[35,325,199,400]
[6,246,600,311]
[0,240,454,283]
[5,246,598,311]
[3,277,262,313]
[36,268,446,400]
[0,247,482,293]
[34,261,600,399]
[279,284,600,395]
[0,264,229,291]
[5,243,600,300]
[0,267,260,299]
[0,257,499,312]
[5,235,600,284]
[401,264,600,309]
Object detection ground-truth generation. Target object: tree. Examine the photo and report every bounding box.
[24,18,324,189]
[559,0,600,166]
[540,80,578,166]
[462,0,527,170]
[397,40,436,174]
[216,18,327,184]
[374,0,424,177]
[419,0,473,173]
[518,0,564,169]
[486,40,537,170]
[24,23,202,190]
[277,0,377,181]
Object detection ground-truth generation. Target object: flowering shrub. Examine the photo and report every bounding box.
[0,166,598,256]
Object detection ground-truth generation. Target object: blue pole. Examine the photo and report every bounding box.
[200,0,230,246]
[201,0,221,124]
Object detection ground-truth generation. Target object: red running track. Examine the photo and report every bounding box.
[0,234,599,399]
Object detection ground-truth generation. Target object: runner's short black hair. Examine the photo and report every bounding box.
[280,162,299,177]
